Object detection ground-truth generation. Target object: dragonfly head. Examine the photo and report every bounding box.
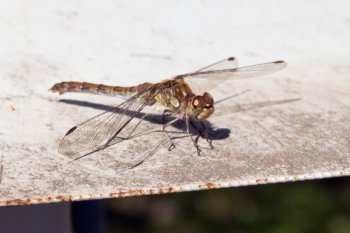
[191,92,214,121]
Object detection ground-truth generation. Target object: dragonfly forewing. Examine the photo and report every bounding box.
[195,57,238,72]
[181,60,287,94]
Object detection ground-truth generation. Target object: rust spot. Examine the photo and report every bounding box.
[108,187,175,198]
[198,183,217,189]
[128,189,144,196]
[157,187,174,194]
[166,187,174,193]
[149,189,157,195]
[6,199,23,206]
[256,178,268,183]
[109,189,145,198]
[10,198,30,205]
[109,192,120,198]
[56,195,72,202]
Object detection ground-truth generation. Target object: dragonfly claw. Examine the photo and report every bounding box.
[196,146,201,155]
[168,143,176,151]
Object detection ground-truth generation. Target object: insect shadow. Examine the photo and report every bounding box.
[57,90,253,143]
[58,90,301,143]
[58,98,230,141]
[58,94,301,165]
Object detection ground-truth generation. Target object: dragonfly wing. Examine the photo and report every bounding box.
[195,57,238,72]
[182,60,287,94]
[58,85,160,158]
[186,57,238,93]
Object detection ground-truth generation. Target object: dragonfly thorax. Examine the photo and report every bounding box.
[187,92,214,121]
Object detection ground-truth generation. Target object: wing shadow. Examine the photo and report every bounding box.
[57,96,301,164]
[58,95,301,143]
[58,99,230,141]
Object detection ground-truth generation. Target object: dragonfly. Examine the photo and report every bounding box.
[50,57,287,160]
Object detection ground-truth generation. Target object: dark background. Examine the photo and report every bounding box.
[1,177,349,233]
[74,177,350,233]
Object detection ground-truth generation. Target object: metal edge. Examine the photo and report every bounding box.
[1,169,349,207]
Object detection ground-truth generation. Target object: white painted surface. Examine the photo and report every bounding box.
[0,0,349,206]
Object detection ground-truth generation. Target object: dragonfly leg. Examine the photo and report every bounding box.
[126,113,149,139]
[186,117,201,155]
[189,120,214,150]
[105,113,150,147]
[162,110,179,151]
[199,121,214,149]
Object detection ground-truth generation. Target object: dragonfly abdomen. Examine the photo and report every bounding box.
[50,81,153,97]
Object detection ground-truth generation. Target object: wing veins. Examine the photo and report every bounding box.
[58,85,160,156]
[178,60,287,81]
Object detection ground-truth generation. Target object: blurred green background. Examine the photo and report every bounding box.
[73,177,350,233]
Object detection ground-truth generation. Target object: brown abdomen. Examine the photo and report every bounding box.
[50,81,153,97]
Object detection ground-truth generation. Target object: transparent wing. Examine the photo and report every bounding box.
[195,57,238,72]
[180,60,287,94]
[58,85,160,159]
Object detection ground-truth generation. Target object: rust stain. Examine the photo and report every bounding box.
[159,187,174,194]
[3,196,73,206]
[6,198,31,206]
[57,195,73,202]
[198,182,217,189]
[6,172,349,207]
[0,183,211,207]
[108,189,145,198]
[256,178,268,183]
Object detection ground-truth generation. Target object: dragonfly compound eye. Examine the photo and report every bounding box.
[203,92,214,107]
[195,93,215,121]
[192,96,205,109]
